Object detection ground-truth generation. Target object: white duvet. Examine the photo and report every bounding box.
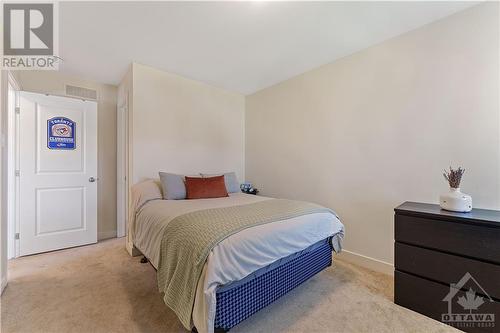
[132,192,344,333]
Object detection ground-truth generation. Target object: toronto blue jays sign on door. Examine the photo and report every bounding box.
[47,117,76,150]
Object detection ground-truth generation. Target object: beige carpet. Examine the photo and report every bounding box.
[1,238,457,333]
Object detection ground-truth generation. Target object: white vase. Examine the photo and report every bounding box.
[439,188,472,212]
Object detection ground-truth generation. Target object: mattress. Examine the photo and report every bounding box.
[216,237,330,293]
[132,192,344,333]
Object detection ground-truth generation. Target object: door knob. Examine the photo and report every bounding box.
[89,177,97,182]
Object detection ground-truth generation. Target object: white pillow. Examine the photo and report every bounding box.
[130,179,162,212]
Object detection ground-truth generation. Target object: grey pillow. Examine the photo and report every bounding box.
[223,172,240,193]
[200,172,240,193]
[159,172,186,200]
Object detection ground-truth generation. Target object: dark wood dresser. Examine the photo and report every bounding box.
[394,202,500,333]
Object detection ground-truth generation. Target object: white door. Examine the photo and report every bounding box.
[19,92,97,256]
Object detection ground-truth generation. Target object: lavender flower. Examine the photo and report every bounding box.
[443,167,465,188]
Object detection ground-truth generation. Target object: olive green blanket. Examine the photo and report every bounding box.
[157,198,334,329]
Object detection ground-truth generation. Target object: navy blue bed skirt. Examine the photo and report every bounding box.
[214,237,333,331]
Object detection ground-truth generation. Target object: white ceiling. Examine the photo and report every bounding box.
[59,1,477,95]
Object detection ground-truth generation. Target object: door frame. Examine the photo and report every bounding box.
[116,94,128,238]
[5,73,20,259]
[1,71,20,294]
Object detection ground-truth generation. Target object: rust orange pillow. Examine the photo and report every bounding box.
[185,175,229,199]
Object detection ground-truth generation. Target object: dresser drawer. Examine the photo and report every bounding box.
[395,242,500,300]
[395,214,500,264]
[395,271,500,333]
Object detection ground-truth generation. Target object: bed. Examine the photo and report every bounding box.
[128,179,344,333]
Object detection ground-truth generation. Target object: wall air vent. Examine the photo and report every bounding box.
[65,85,98,100]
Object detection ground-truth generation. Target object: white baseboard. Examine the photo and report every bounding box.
[336,249,394,276]
[1,276,7,296]
[98,231,117,240]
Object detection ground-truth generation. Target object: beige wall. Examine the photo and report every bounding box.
[246,3,499,266]
[129,63,245,184]
[16,71,118,240]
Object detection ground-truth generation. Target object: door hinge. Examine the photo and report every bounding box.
[15,170,20,177]
[15,233,19,240]
[15,107,20,114]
